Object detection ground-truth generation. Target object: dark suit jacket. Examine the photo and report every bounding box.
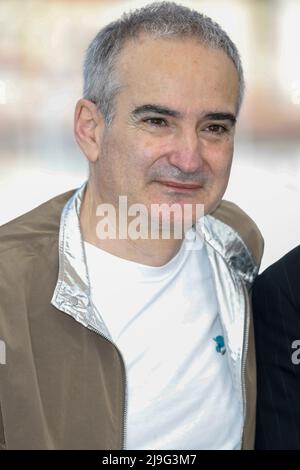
[253,245,300,449]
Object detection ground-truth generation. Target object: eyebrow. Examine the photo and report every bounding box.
[205,112,236,125]
[131,104,236,125]
[131,104,182,119]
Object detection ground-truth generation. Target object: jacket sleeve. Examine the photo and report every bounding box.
[252,251,300,449]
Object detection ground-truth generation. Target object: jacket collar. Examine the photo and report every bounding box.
[51,182,257,334]
[203,214,258,288]
[51,182,111,337]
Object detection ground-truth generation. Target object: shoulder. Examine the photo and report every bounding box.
[0,189,75,256]
[210,199,264,269]
[0,189,76,290]
[254,245,300,303]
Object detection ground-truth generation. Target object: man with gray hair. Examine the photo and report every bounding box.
[0,2,263,450]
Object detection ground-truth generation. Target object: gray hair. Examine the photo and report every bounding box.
[83,1,245,126]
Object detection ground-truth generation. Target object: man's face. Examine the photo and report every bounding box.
[94,35,239,226]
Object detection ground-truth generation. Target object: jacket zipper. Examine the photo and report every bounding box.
[205,241,249,449]
[88,325,127,450]
[240,281,250,448]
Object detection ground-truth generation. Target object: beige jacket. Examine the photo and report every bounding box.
[0,185,263,450]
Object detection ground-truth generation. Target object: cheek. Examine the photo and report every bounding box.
[127,136,161,170]
[218,158,233,179]
[206,142,233,178]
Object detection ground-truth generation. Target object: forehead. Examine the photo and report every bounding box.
[115,35,239,115]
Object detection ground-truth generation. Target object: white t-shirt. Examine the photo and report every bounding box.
[84,228,243,450]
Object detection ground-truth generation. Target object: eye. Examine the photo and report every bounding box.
[142,117,168,127]
[205,124,228,135]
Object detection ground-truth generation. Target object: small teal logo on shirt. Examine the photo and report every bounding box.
[213,336,226,355]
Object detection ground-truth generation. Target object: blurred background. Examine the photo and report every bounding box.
[1,0,300,271]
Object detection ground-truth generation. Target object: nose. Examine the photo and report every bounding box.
[168,128,203,174]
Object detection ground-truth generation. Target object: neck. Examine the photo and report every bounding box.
[79,182,186,267]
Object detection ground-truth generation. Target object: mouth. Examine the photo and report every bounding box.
[156,180,202,191]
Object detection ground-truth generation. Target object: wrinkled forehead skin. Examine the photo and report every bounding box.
[113,34,240,119]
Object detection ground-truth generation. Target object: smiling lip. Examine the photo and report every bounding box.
[157,180,202,190]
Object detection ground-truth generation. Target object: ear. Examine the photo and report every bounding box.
[74,99,104,163]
